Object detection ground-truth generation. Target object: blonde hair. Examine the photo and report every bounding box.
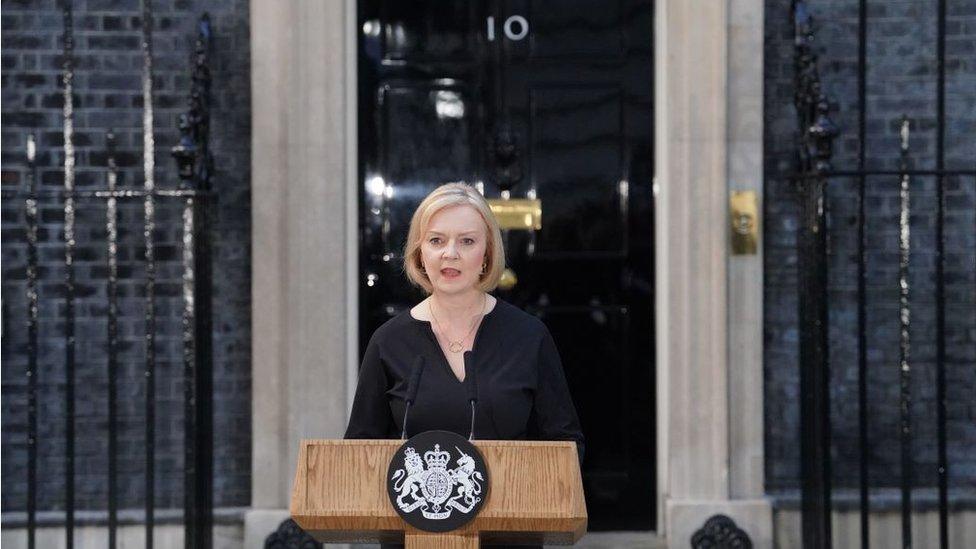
[403,183,505,294]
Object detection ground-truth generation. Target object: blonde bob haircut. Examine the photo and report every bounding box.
[403,182,506,294]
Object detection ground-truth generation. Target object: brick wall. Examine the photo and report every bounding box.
[1,0,251,511]
[764,0,976,491]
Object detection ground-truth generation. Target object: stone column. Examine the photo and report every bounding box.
[727,0,767,503]
[654,0,771,545]
[245,1,358,547]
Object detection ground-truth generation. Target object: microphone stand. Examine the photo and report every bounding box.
[401,355,425,439]
[464,351,478,440]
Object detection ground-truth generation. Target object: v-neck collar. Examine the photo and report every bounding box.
[410,299,500,384]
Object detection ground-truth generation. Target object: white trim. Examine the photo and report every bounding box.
[344,0,359,422]
[653,0,671,534]
[653,0,771,545]
[249,0,356,515]
[726,0,766,499]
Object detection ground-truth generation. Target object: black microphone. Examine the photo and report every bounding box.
[464,351,478,440]
[401,355,426,439]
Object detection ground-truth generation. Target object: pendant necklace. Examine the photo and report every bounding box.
[429,293,486,353]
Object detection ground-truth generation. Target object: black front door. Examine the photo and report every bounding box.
[358,0,655,530]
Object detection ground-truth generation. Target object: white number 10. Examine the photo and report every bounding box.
[487,15,529,42]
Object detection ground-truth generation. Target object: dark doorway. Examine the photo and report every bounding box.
[357,0,655,530]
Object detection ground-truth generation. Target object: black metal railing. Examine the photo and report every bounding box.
[5,6,216,549]
[792,1,976,548]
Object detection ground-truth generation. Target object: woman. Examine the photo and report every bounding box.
[344,183,585,505]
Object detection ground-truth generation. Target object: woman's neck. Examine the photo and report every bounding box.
[429,291,485,322]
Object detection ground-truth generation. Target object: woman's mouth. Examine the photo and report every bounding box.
[441,268,461,278]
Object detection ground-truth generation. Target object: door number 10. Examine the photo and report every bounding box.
[487,15,529,41]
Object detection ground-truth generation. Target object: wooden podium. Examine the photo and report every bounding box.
[290,439,587,548]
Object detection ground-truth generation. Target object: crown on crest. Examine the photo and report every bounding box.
[424,444,450,469]
[404,447,418,459]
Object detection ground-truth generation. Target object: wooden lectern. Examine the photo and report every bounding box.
[290,439,587,548]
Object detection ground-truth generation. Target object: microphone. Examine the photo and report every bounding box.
[401,355,426,439]
[464,351,478,440]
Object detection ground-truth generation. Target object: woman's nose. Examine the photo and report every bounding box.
[443,241,459,258]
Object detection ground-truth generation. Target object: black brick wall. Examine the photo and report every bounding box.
[764,0,976,491]
[1,0,251,511]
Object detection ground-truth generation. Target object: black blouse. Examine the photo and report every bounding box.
[344,297,585,461]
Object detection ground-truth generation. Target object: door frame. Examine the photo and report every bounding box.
[248,0,770,544]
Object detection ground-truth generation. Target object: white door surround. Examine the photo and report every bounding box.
[247,0,770,546]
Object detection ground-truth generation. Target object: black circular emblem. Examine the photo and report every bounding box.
[387,430,489,532]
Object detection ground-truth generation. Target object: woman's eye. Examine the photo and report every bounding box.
[429,237,441,244]
[462,238,474,245]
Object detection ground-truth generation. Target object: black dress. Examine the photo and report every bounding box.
[344,297,585,547]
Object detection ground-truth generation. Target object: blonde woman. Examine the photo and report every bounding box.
[344,182,584,462]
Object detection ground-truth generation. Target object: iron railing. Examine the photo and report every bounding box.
[4,5,217,549]
[792,1,976,548]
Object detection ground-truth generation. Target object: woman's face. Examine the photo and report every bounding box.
[420,205,489,296]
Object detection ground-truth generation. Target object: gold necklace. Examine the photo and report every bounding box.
[429,293,486,353]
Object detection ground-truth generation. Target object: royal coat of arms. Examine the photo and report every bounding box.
[390,443,485,520]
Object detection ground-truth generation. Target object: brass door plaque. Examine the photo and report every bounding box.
[730,190,758,255]
[487,198,542,231]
